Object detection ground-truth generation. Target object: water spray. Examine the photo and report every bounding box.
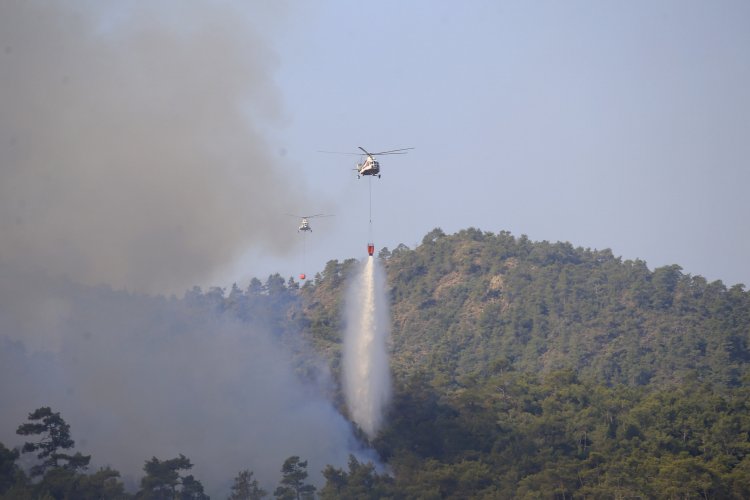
[343,256,391,438]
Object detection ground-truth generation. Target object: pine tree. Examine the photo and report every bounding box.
[274,456,315,500]
[230,469,267,499]
[16,407,90,477]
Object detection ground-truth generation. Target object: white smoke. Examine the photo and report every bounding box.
[0,2,376,495]
[0,1,310,294]
[0,270,370,496]
[343,257,392,438]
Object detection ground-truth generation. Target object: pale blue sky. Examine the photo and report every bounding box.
[2,1,748,291]
[247,0,750,287]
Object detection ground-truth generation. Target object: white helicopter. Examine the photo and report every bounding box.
[286,213,333,232]
[320,146,414,178]
[354,146,414,178]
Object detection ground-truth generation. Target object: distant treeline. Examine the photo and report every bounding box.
[3,228,750,498]
[1,406,326,499]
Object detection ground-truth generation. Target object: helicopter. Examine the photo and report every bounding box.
[285,213,333,232]
[286,213,334,280]
[354,146,413,178]
[319,146,414,178]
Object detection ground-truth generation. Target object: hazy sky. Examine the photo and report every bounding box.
[258,0,750,288]
[2,1,749,293]
[1,1,315,294]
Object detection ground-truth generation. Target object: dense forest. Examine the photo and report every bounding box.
[2,228,749,498]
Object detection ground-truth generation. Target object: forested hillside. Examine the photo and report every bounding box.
[296,228,750,498]
[382,228,750,388]
[2,228,750,498]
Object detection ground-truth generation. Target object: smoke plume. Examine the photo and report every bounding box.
[0,268,372,495]
[343,257,392,438]
[0,1,307,293]
[0,2,373,496]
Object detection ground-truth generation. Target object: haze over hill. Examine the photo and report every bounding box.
[0,266,373,496]
[2,227,750,497]
[0,1,326,295]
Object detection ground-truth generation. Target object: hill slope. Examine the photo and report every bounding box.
[378,227,750,389]
[300,228,750,497]
[3,228,749,497]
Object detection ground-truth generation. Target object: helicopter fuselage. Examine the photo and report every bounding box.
[357,156,380,178]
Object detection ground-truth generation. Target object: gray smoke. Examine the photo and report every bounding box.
[1,1,308,293]
[0,2,373,496]
[0,268,371,495]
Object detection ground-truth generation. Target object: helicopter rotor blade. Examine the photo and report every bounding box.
[317,150,361,156]
[319,147,414,156]
[285,213,324,219]
[369,147,415,155]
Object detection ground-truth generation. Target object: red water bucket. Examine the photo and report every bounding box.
[367,243,375,256]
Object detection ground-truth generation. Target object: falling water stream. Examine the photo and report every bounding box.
[343,256,392,438]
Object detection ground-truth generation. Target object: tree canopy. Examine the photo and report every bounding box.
[16,406,91,478]
[2,228,749,497]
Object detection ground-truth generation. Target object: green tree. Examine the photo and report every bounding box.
[729,455,750,498]
[0,442,25,495]
[273,456,315,500]
[247,278,263,295]
[137,454,195,500]
[320,455,394,499]
[180,474,209,500]
[34,466,129,500]
[422,227,446,245]
[655,454,722,499]
[31,467,78,500]
[73,467,128,499]
[230,469,267,499]
[16,407,91,477]
[265,274,287,296]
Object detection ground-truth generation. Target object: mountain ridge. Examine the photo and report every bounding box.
[306,227,750,392]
